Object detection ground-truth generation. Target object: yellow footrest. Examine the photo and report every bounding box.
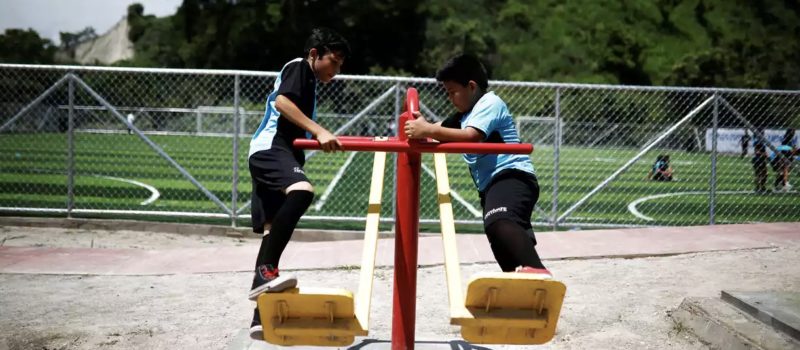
[456,273,566,345]
[257,287,366,346]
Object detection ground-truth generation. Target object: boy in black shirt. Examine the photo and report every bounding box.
[246,28,350,340]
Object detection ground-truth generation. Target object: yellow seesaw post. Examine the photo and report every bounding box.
[433,153,567,345]
[256,142,387,346]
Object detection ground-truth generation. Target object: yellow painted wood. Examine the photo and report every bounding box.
[433,153,471,321]
[258,287,365,346]
[355,149,386,331]
[458,273,566,344]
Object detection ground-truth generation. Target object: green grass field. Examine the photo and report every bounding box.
[1,132,797,230]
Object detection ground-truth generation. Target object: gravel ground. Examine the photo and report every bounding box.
[1,226,798,350]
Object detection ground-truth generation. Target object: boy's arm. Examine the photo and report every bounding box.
[404,112,482,142]
[275,95,342,152]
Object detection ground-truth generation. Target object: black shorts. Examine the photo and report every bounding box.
[249,148,309,233]
[479,169,539,239]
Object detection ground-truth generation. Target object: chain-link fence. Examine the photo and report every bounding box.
[1,64,798,230]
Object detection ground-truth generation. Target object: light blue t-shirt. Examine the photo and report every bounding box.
[459,92,535,192]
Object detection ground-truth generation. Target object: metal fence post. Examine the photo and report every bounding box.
[710,92,719,225]
[196,110,202,134]
[231,74,240,227]
[392,82,401,230]
[66,75,76,218]
[552,88,561,231]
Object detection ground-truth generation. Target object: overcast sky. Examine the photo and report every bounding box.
[0,0,182,45]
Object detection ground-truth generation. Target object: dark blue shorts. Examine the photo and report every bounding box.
[248,148,309,233]
[479,169,539,239]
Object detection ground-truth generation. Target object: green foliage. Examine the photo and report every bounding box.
[418,0,799,90]
[127,3,147,42]
[7,0,799,91]
[59,27,97,52]
[0,29,56,64]
[122,0,426,74]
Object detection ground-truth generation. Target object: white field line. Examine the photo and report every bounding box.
[313,151,358,211]
[627,190,753,221]
[94,175,160,205]
[593,156,696,166]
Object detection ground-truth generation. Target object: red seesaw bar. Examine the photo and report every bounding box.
[294,137,533,154]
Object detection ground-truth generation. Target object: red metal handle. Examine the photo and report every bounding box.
[397,88,419,142]
[406,87,418,116]
[295,87,534,154]
[294,138,532,154]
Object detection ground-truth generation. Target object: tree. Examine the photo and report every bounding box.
[113,0,800,90]
[0,29,56,64]
[59,27,97,51]
[127,3,147,42]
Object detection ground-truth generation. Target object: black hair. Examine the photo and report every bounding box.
[304,27,351,59]
[435,54,489,91]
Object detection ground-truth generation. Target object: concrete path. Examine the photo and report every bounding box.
[0,222,797,275]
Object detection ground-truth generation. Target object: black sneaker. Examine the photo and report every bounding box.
[248,264,297,301]
[249,308,263,341]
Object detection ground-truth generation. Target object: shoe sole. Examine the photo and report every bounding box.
[249,325,263,341]
[248,274,297,301]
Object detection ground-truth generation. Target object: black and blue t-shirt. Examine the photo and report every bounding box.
[249,58,317,157]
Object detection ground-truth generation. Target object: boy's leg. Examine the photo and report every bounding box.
[249,182,284,272]
[758,166,768,192]
[486,219,545,272]
[481,171,545,272]
[248,150,312,337]
[754,167,761,191]
[255,182,314,270]
[248,183,312,299]
[250,179,285,236]
[249,149,312,264]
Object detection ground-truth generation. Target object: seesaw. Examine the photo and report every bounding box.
[253,87,563,349]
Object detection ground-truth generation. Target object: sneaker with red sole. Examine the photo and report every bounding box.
[248,264,297,301]
[515,266,553,279]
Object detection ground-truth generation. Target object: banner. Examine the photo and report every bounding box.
[705,128,798,154]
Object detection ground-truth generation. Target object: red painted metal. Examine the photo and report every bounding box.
[294,138,533,154]
[293,87,534,350]
[390,87,422,350]
[392,108,419,350]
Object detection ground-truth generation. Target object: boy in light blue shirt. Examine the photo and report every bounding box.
[405,54,549,277]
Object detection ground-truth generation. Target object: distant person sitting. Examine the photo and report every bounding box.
[647,154,673,181]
